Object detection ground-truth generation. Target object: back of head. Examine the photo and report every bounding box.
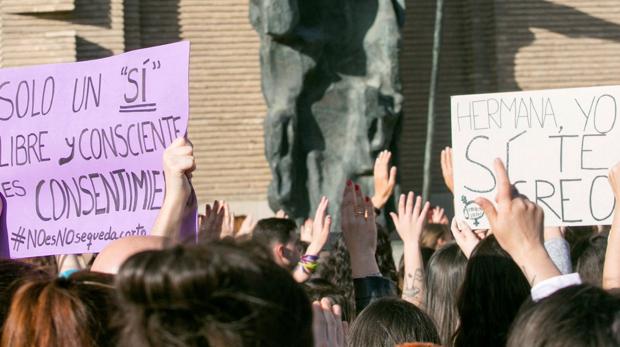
[252,217,297,247]
[348,297,440,347]
[453,235,530,347]
[575,233,608,286]
[1,275,115,347]
[0,260,49,330]
[508,284,620,347]
[565,225,596,264]
[116,240,312,347]
[425,242,467,346]
[421,224,450,250]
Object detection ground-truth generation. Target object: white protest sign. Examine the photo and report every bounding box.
[451,85,620,228]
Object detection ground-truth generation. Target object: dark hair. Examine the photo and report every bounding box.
[19,255,58,274]
[116,240,312,347]
[303,278,353,322]
[574,232,608,286]
[425,242,467,346]
[315,235,356,316]
[376,223,398,284]
[0,260,49,331]
[1,274,115,347]
[348,297,440,347]
[508,284,620,347]
[453,235,530,347]
[252,218,297,246]
[565,225,596,264]
[317,224,398,316]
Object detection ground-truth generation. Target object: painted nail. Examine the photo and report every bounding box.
[365,197,370,202]
[347,180,352,186]
[355,184,360,191]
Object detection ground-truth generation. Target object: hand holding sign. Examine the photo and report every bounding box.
[162,138,195,204]
[150,137,195,240]
[450,219,480,259]
[603,162,620,289]
[475,159,560,286]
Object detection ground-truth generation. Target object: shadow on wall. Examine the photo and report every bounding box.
[494,0,620,92]
[399,0,620,206]
[133,0,181,49]
[17,0,182,59]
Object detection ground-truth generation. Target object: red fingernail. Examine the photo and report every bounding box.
[365,197,370,202]
[355,184,360,191]
[347,180,352,186]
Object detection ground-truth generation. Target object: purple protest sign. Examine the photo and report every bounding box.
[0,41,191,258]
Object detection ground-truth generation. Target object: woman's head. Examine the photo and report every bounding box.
[425,242,467,346]
[0,260,49,331]
[574,232,608,286]
[348,297,440,347]
[508,284,620,347]
[420,224,451,250]
[116,240,312,347]
[453,235,530,347]
[1,273,115,347]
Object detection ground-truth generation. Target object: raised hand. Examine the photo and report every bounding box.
[341,181,379,278]
[236,214,257,239]
[390,192,430,244]
[312,298,347,347]
[300,218,314,243]
[220,202,235,239]
[603,162,620,289]
[475,159,560,286]
[430,206,449,225]
[372,150,397,210]
[198,201,225,242]
[450,219,480,258]
[294,198,332,283]
[389,192,430,306]
[440,147,454,193]
[306,197,332,256]
[163,137,195,202]
[151,137,196,239]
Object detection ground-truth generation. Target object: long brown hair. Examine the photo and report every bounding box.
[116,240,312,347]
[425,242,467,346]
[1,274,115,347]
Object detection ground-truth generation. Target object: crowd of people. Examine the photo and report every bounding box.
[1,139,620,347]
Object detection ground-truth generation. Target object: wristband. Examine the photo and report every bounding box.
[299,254,319,274]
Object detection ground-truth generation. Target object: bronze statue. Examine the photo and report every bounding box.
[251,0,405,224]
